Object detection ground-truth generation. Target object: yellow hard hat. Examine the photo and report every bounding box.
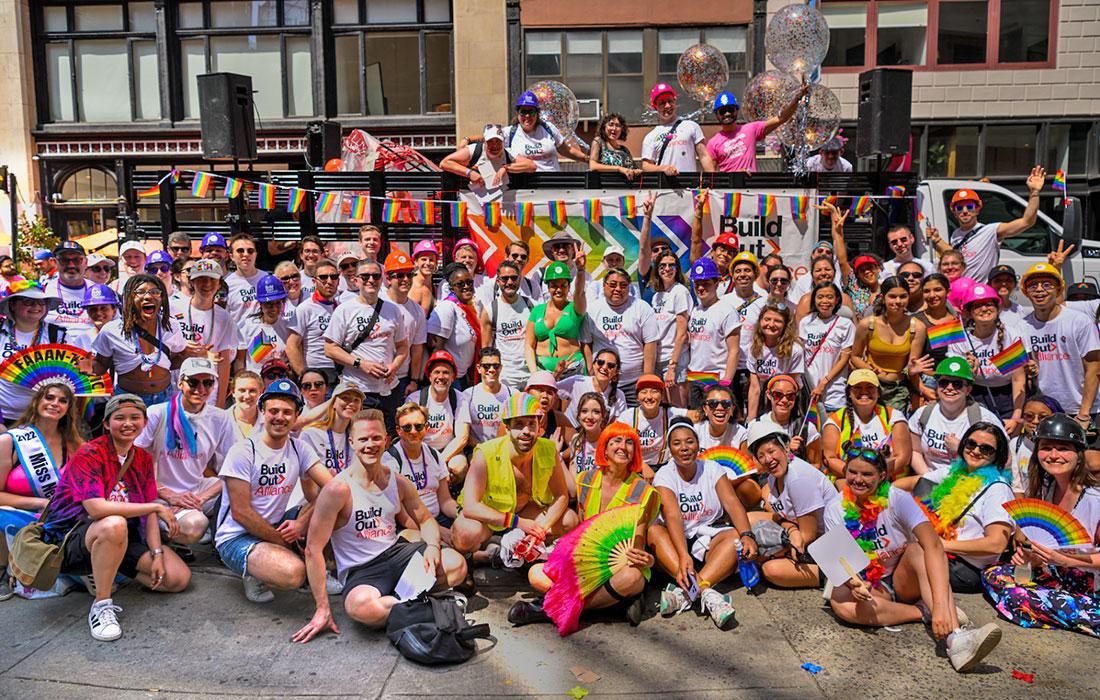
[1021,262,1063,289]
[730,250,759,273]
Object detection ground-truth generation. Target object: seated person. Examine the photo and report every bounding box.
[383,402,458,543]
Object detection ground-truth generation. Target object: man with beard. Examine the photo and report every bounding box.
[479,259,533,391]
[805,137,853,173]
[450,394,575,556]
[383,250,426,398]
[705,87,808,173]
[286,258,341,384]
[45,240,94,340]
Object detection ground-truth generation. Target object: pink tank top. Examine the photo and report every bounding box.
[3,429,65,498]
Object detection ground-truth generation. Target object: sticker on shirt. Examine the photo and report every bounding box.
[248,331,277,362]
[354,506,396,540]
[108,481,130,503]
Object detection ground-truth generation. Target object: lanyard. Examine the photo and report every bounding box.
[400,446,429,490]
[806,314,841,367]
[133,320,163,367]
[327,428,350,474]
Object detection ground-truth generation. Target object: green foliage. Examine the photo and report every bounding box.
[15,214,59,272]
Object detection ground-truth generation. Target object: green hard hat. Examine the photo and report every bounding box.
[544,261,572,282]
[934,357,973,382]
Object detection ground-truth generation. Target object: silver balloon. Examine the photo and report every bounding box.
[765,4,830,76]
[741,70,800,122]
[676,44,730,105]
[528,80,579,140]
[778,83,841,150]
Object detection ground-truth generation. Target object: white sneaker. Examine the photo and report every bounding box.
[700,588,737,631]
[325,572,343,595]
[88,600,123,641]
[947,623,1002,672]
[659,584,691,617]
[243,575,275,604]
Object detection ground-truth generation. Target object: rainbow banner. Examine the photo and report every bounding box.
[223,177,244,199]
[619,195,637,219]
[257,183,276,210]
[382,198,400,223]
[247,333,275,363]
[1053,169,1067,205]
[419,200,436,226]
[449,201,467,227]
[485,201,502,229]
[686,371,719,386]
[927,318,966,350]
[191,171,212,198]
[886,185,907,198]
[692,189,710,214]
[514,201,534,227]
[286,188,305,213]
[137,184,160,198]
[315,192,337,215]
[854,195,873,215]
[989,338,1028,375]
[758,194,775,218]
[583,199,602,222]
[790,195,808,221]
[350,196,368,220]
[549,200,568,228]
[724,192,741,218]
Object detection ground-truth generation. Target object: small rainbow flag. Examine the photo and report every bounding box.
[619,195,637,219]
[687,371,719,387]
[758,194,775,218]
[137,183,160,198]
[169,169,180,184]
[927,318,967,350]
[916,210,925,222]
[286,188,305,213]
[350,196,368,221]
[247,332,275,363]
[191,171,212,198]
[315,192,337,215]
[791,195,808,221]
[449,201,467,227]
[223,177,244,199]
[692,189,710,214]
[886,185,907,198]
[820,194,839,207]
[1053,169,1067,205]
[725,192,742,218]
[514,201,534,227]
[990,338,1028,375]
[583,199,602,222]
[257,183,276,210]
[418,200,436,226]
[549,200,568,228]
[485,201,502,229]
[382,197,400,223]
[805,402,820,430]
[854,195,873,215]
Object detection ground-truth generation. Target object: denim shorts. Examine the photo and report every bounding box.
[216,533,264,577]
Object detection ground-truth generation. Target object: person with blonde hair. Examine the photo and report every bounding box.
[746,303,804,420]
[383,402,457,541]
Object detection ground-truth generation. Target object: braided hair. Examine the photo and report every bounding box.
[121,273,173,336]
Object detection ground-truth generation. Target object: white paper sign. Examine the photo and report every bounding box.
[394,550,437,601]
[808,526,872,588]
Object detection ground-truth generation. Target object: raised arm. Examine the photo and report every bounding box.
[690,190,708,262]
[763,81,811,136]
[637,191,658,279]
[815,201,852,280]
[996,166,1045,240]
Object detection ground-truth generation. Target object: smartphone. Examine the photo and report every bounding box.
[686,571,700,602]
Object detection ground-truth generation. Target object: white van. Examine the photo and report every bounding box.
[915,179,1088,283]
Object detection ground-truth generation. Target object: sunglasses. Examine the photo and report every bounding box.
[263,370,289,379]
[716,106,738,116]
[517,108,538,117]
[768,390,797,402]
[300,381,327,391]
[184,377,216,389]
[952,203,978,213]
[387,271,414,280]
[340,262,358,270]
[962,438,996,457]
[899,271,923,279]
[89,266,111,273]
[657,262,678,270]
[705,399,733,409]
[316,274,340,281]
[358,272,382,282]
[147,264,170,274]
[233,248,257,256]
[170,246,190,253]
[278,275,298,283]
[400,422,426,433]
[770,278,791,286]
[846,448,880,462]
[451,279,475,289]
[498,274,519,283]
[936,377,969,390]
[508,253,529,261]
[594,358,618,370]
[480,362,501,370]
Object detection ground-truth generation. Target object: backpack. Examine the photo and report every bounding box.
[468,141,514,166]
[386,593,491,665]
[418,385,459,416]
[916,402,983,435]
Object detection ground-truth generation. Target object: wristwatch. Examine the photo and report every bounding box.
[739,530,756,541]
[151,548,164,557]
[353,358,361,369]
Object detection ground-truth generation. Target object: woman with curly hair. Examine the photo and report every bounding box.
[746,303,803,420]
[587,113,641,179]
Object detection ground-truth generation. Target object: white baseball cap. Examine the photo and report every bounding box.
[483,124,505,142]
[87,253,116,268]
[180,357,217,379]
[119,240,146,256]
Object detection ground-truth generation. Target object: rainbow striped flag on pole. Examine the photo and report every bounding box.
[549,200,567,228]
[990,338,1028,374]
[223,177,244,199]
[286,188,305,213]
[247,333,275,363]
[257,183,276,209]
[686,371,720,387]
[1053,169,1067,205]
[619,195,637,219]
[725,192,741,218]
[692,189,710,214]
[449,201,467,227]
[191,172,212,198]
[927,318,967,350]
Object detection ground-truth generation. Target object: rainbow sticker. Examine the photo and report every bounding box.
[0,344,112,397]
[247,333,275,363]
[1003,498,1092,549]
[700,446,757,478]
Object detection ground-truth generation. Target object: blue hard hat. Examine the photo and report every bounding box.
[690,257,720,281]
[713,92,739,112]
[144,250,172,268]
[33,250,54,261]
[515,91,540,109]
[255,273,287,303]
[82,283,120,308]
[259,378,303,409]
[201,232,227,249]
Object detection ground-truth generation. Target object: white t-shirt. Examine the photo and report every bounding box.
[237,316,294,374]
[138,403,235,494]
[1000,300,1026,329]
[91,319,186,375]
[824,405,906,453]
[214,435,320,546]
[619,406,688,465]
[650,284,693,368]
[945,323,1024,388]
[641,120,706,173]
[799,314,855,408]
[687,296,742,374]
[653,460,729,539]
[391,296,427,379]
[44,280,93,336]
[823,486,928,577]
[694,421,748,453]
[324,296,407,393]
[486,293,533,389]
[921,465,1014,567]
[382,445,448,516]
[457,383,514,444]
[225,269,267,324]
[949,222,999,282]
[805,154,853,173]
[288,297,337,370]
[880,256,935,280]
[748,341,806,380]
[766,457,840,532]
[298,270,316,299]
[584,297,660,384]
[299,426,353,476]
[908,402,1005,473]
[423,391,456,452]
[1020,307,1100,416]
[505,122,565,172]
[427,298,479,378]
[572,437,599,476]
[733,295,767,370]
[1009,434,1033,494]
[559,375,628,425]
[170,299,239,355]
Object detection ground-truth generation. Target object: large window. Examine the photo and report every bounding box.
[822,0,1056,70]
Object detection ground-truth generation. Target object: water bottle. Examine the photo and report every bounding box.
[1014,561,1032,585]
[736,539,763,594]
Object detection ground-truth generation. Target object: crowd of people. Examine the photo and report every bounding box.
[0,88,1096,675]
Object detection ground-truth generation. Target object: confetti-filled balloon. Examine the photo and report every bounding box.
[528,80,580,140]
[766,4,830,76]
[741,70,800,122]
[778,83,841,150]
[676,44,730,105]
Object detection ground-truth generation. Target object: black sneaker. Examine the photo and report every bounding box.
[171,545,195,563]
[625,596,644,627]
[0,573,13,602]
[508,599,550,626]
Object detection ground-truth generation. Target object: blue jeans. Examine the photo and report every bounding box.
[216,533,264,577]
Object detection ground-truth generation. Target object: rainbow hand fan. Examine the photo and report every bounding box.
[543,504,644,636]
[700,446,757,478]
[0,344,112,396]
[1003,498,1094,551]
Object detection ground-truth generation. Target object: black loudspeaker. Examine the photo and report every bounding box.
[306,120,342,167]
[197,73,257,161]
[857,68,912,159]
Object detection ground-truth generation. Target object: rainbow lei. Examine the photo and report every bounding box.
[918,461,1004,540]
[842,483,890,588]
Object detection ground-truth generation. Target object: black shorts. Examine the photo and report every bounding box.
[343,540,428,598]
[435,512,455,528]
[61,518,148,579]
[947,556,985,593]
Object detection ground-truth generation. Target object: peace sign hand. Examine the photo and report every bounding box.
[1047,239,1076,268]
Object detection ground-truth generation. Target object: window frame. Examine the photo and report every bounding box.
[820,0,1059,73]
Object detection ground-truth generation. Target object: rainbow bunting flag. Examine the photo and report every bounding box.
[549,200,568,228]
[449,201,468,227]
[886,185,907,198]
[692,189,710,214]
[854,195,873,215]
[223,177,244,199]
[418,200,436,226]
[315,192,337,215]
[1053,169,1067,205]
[514,201,534,227]
[758,194,775,218]
[485,201,502,229]
[989,338,1028,375]
[257,183,276,210]
[584,199,602,222]
[619,195,637,219]
[286,188,305,213]
[169,169,180,184]
[791,195,808,221]
[247,333,275,363]
[686,371,720,387]
[137,183,160,198]
[927,318,967,350]
[382,198,400,223]
[191,171,212,198]
[820,194,839,207]
[916,210,925,222]
[724,192,742,218]
[350,196,368,220]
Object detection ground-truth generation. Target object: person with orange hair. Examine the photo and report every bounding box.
[509,422,659,626]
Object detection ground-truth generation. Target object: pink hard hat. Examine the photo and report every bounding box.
[650,83,676,106]
[947,276,977,310]
[453,237,480,255]
[964,283,1000,308]
[412,240,439,259]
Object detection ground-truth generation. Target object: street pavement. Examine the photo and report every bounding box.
[1,551,1096,700]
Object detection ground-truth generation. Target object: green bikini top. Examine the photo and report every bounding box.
[531,302,583,351]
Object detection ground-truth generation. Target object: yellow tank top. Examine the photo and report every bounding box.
[867,317,912,374]
[459,435,556,529]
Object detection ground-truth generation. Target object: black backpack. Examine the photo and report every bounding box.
[386,593,491,665]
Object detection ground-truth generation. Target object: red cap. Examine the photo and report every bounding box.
[852,255,880,271]
[426,350,457,373]
[635,374,665,392]
[951,189,983,207]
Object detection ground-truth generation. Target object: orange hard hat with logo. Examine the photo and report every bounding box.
[951,189,983,207]
[384,250,414,274]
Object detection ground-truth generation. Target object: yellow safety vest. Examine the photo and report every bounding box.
[576,469,658,523]
[460,436,556,528]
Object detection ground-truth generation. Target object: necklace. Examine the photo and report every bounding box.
[132,319,163,373]
[842,483,890,587]
[7,321,44,351]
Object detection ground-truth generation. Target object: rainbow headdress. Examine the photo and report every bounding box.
[0,344,112,396]
[990,338,1027,375]
[686,371,719,387]
[543,504,645,636]
[1003,498,1092,549]
[699,446,756,478]
[166,392,198,457]
[247,332,276,363]
[927,318,966,350]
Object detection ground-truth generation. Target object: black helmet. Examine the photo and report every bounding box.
[1034,413,1087,448]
